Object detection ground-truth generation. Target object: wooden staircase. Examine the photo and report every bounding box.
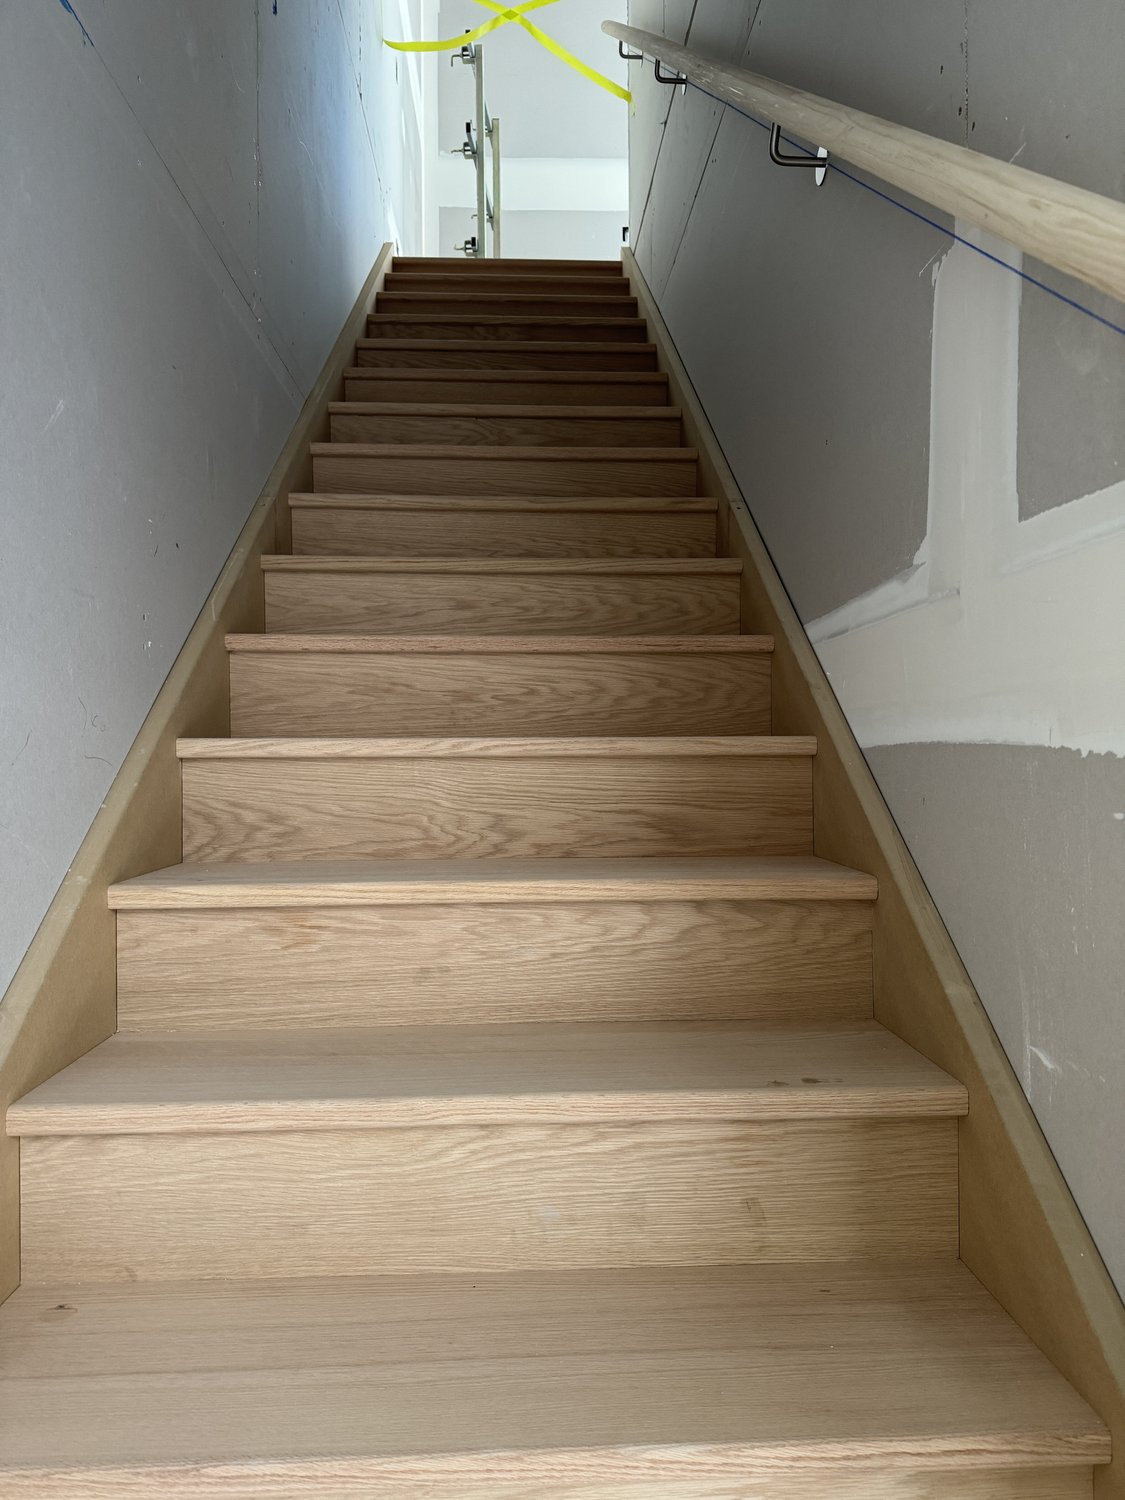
[0,256,1107,1496]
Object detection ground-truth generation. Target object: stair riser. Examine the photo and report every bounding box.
[375,296,641,317]
[20,1119,956,1282]
[227,653,772,737]
[393,257,624,275]
[383,273,635,296]
[116,900,873,1029]
[343,374,670,405]
[311,450,698,497]
[263,571,739,634]
[0,1468,1093,1499]
[180,757,813,863]
[355,343,659,370]
[290,507,717,559]
[327,411,683,447]
[367,317,649,343]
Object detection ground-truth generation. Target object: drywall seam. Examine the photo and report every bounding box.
[807,222,1125,757]
[58,0,301,399]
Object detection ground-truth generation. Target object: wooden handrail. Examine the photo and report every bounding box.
[605,21,1125,306]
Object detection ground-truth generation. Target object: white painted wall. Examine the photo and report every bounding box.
[0,0,424,1002]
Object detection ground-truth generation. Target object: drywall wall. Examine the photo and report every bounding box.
[0,0,424,1002]
[628,0,1125,1291]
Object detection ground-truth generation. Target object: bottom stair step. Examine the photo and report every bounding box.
[0,1263,1106,1496]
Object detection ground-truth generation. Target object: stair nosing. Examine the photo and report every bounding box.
[310,443,699,460]
[326,402,683,419]
[7,1021,968,1137]
[224,633,772,654]
[177,735,815,761]
[287,493,718,511]
[108,856,879,910]
[260,556,739,574]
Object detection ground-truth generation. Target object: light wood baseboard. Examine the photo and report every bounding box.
[623,247,1125,1499]
[0,244,395,1304]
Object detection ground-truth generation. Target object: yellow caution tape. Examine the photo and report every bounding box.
[385,0,631,104]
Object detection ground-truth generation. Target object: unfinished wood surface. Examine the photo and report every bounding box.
[0,251,397,1303]
[178,740,813,862]
[383,271,635,297]
[310,444,700,498]
[354,338,660,370]
[327,403,683,448]
[290,493,718,559]
[0,1264,1103,1494]
[608,22,1125,305]
[393,255,624,275]
[342,369,671,405]
[262,557,739,634]
[110,854,875,910]
[366,314,650,344]
[115,894,873,1030]
[9,1021,966,1136]
[375,293,641,318]
[20,1116,957,1281]
[227,636,772,737]
[624,249,1124,1497]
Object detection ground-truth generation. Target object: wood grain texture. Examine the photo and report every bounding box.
[624,251,1125,1497]
[383,271,635,296]
[374,293,641,317]
[342,369,671,405]
[310,444,700,498]
[0,249,397,1303]
[354,338,660,371]
[110,855,876,909]
[366,315,650,343]
[178,744,813,862]
[0,1264,1102,1493]
[290,494,718,559]
[393,255,624,274]
[227,640,772,737]
[19,1118,957,1280]
[608,22,1125,304]
[262,559,739,634]
[115,895,873,1029]
[327,403,683,448]
[9,1021,966,1136]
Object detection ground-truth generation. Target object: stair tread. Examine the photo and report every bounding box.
[176,735,815,760]
[354,337,657,352]
[326,401,682,420]
[310,442,699,460]
[343,367,667,381]
[0,1263,1106,1480]
[8,1021,967,1135]
[367,314,647,326]
[108,855,878,909]
[225,633,771,654]
[289,492,717,511]
[261,555,737,573]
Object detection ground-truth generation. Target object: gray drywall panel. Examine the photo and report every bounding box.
[867,742,1125,1296]
[438,0,628,160]
[967,0,1125,516]
[0,0,421,1003]
[654,109,937,620]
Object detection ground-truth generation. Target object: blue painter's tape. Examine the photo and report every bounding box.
[57,0,94,44]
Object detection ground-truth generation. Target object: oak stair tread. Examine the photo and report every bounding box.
[309,442,699,462]
[354,337,658,354]
[326,401,683,420]
[382,274,636,293]
[176,735,815,759]
[261,555,738,574]
[289,491,717,512]
[0,1264,1106,1487]
[343,365,667,382]
[108,855,878,909]
[392,255,624,272]
[8,1021,967,1135]
[225,633,770,654]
